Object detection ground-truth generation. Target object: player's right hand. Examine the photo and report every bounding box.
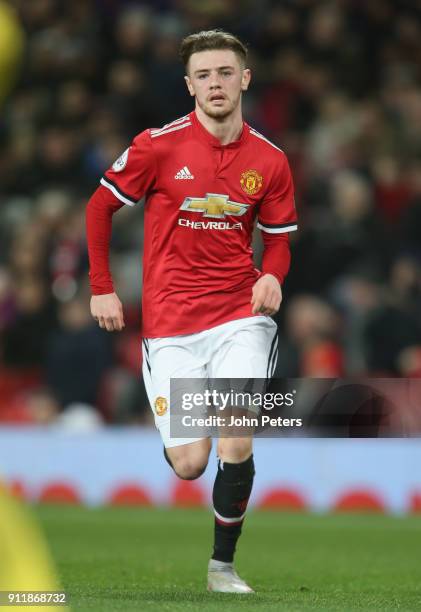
[90,292,125,332]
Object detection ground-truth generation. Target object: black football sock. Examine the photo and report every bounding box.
[212,454,255,563]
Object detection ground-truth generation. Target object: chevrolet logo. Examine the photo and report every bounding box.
[180,193,249,218]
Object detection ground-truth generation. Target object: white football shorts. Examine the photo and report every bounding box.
[142,316,278,448]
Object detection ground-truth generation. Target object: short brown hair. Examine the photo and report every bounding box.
[179,29,248,70]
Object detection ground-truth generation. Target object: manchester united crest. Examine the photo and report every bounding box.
[240,169,263,195]
[154,396,168,416]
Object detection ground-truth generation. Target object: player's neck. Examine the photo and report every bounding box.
[195,105,244,146]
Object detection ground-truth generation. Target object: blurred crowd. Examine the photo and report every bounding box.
[0,0,421,427]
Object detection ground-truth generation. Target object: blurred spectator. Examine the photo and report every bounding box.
[55,403,103,431]
[45,295,113,412]
[2,277,55,368]
[363,256,421,374]
[400,161,421,255]
[372,155,411,224]
[277,295,342,377]
[113,5,152,62]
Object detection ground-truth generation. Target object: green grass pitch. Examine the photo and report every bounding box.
[34,505,421,611]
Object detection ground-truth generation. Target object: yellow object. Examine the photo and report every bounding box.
[0,483,67,611]
[0,1,25,106]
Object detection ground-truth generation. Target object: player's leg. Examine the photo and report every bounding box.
[213,435,254,559]
[206,316,278,593]
[165,438,211,480]
[206,435,255,592]
[142,337,211,480]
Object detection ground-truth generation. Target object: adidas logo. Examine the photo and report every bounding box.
[175,166,194,180]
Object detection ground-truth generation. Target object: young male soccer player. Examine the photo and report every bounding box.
[86,30,297,593]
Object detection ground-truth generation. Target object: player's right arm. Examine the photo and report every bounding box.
[86,185,125,332]
[85,129,157,332]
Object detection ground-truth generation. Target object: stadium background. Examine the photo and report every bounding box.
[0,0,421,513]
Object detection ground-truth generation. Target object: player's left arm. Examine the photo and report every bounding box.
[251,234,289,315]
[251,152,297,316]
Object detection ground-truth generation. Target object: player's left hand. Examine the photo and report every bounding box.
[251,273,282,316]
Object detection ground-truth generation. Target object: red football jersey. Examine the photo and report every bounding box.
[95,111,297,338]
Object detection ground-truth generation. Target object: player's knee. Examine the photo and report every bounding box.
[173,458,207,480]
[217,438,252,463]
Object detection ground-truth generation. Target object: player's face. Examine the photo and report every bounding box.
[185,49,251,120]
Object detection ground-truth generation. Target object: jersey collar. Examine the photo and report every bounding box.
[190,110,249,149]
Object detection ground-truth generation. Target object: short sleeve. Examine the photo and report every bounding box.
[257,153,297,234]
[100,130,156,206]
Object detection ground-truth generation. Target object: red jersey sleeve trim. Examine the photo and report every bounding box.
[257,221,298,234]
[100,176,138,206]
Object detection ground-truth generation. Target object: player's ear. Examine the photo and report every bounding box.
[184,75,195,97]
[241,68,251,91]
